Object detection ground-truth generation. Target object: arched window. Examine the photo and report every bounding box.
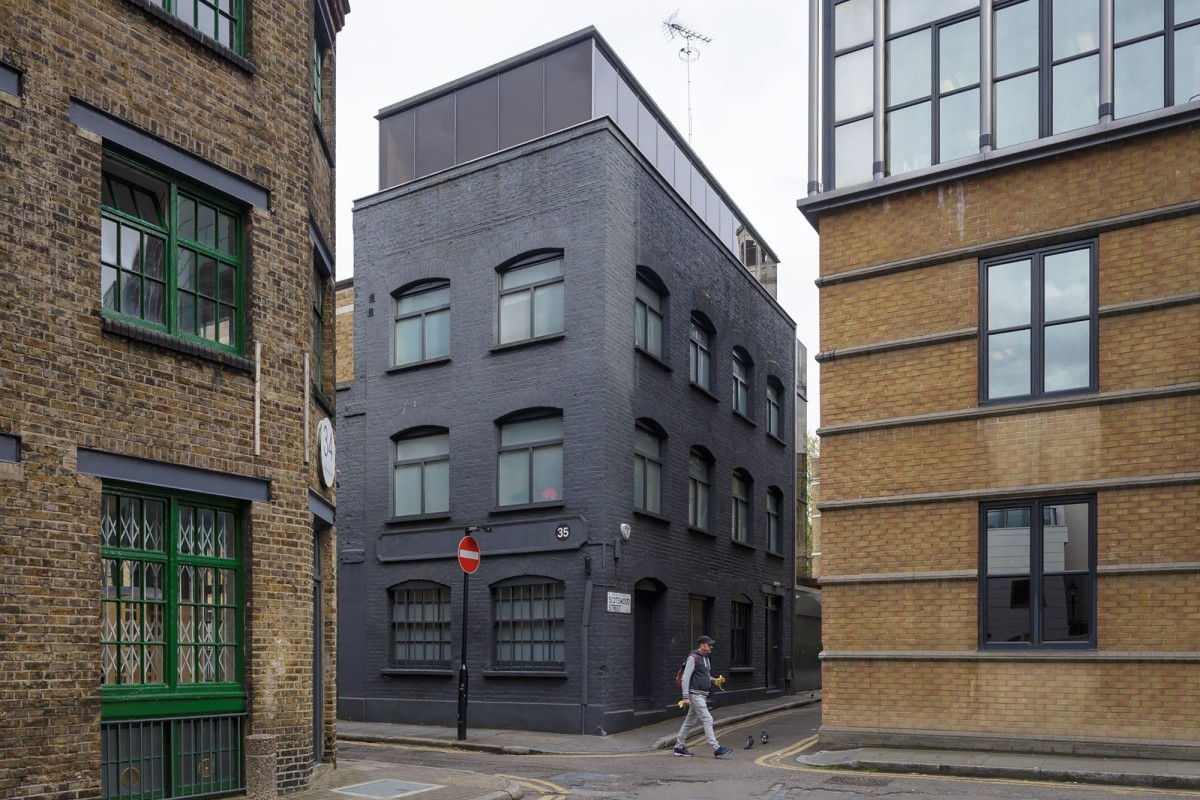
[388,581,452,668]
[732,469,753,543]
[732,348,753,417]
[393,280,450,366]
[731,594,753,667]
[634,420,665,514]
[767,486,783,553]
[497,410,563,506]
[491,577,566,670]
[392,427,449,517]
[498,252,564,344]
[766,377,784,438]
[634,271,667,359]
[687,446,713,531]
[689,313,714,390]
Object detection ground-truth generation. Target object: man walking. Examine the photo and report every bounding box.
[674,635,732,758]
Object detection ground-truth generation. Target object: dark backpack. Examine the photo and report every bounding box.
[674,653,697,690]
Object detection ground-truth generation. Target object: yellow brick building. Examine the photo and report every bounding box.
[800,0,1199,760]
[0,0,348,797]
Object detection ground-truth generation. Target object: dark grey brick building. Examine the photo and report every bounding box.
[337,28,803,735]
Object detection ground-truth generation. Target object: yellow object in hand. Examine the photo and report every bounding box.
[678,699,687,708]
[714,675,727,690]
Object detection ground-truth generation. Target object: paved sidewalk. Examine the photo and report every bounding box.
[800,747,1200,792]
[283,692,1200,798]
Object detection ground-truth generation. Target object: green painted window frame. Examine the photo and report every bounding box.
[156,0,244,54]
[100,484,245,720]
[101,149,245,356]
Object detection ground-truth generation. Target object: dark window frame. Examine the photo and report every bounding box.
[491,578,566,671]
[687,447,712,531]
[392,427,450,518]
[688,314,713,391]
[731,469,752,544]
[979,239,1098,403]
[497,252,565,346]
[766,487,782,553]
[732,348,752,417]
[388,582,452,668]
[633,420,664,514]
[496,410,564,508]
[730,595,753,668]
[393,280,451,367]
[766,378,783,437]
[154,0,245,54]
[978,494,1097,649]
[634,273,666,360]
[311,263,326,389]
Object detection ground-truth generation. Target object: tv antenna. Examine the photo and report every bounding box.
[662,11,712,144]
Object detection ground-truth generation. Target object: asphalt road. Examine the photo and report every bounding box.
[337,704,1200,800]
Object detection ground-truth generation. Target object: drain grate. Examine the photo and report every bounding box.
[334,778,443,798]
[825,774,894,788]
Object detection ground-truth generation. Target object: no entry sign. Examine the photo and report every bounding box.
[457,535,480,573]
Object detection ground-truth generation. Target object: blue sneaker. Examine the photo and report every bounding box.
[673,746,694,757]
[713,746,732,758]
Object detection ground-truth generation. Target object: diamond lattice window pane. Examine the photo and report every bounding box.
[179,646,194,683]
[102,644,118,685]
[102,497,118,547]
[144,501,165,551]
[199,645,215,682]
[198,509,215,557]
[120,498,140,549]
[179,507,195,555]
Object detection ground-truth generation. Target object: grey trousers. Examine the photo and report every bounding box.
[676,693,718,750]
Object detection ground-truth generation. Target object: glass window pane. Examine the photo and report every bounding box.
[690,171,707,218]
[1041,574,1091,641]
[394,316,423,365]
[940,87,980,162]
[634,428,659,456]
[988,330,1032,398]
[425,308,450,359]
[940,17,980,91]
[415,94,455,178]
[1053,0,1100,59]
[498,450,529,505]
[1115,38,1165,118]
[399,285,450,313]
[380,109,416,188]
[532,444,563,502]
[502,416,561,446]
[634,459,645,507]
[1115,0,1163,41]
[499,60,544,150]
[396,433,448,461]
[995,0,1039,76]
[646,309,662,356]
[637,101,657,160]
[705,183,720,230]
[645,461,661,513]
[995,72,1040,147]
[887,101,932,174]
[986,511,1031,573]
[1043,248,1091,321]
[988,259,1032,329]
[656,126,676,182]
[456,77,499,163]
[1180,0,1200,23]
[888,0,976,33]
[545,41,591,133]
[673,146,691,199]
[502,258,562,289]
[836,0,873,49]
[197,204,216,249]
[593,47,618,121]
[499,292,531,344]
[533,281,564,337]
[1042,503,1089,570]
[616,75,638,142]
[1052,54,1098,134]
[888,29,932,105]
[835,47,874,120]
[1174,24,1200,106]
[834,117,874,188]
[424,460,449,514]
[1044,320,1090,392]
[986,577,1032,642]
[393,464,422,516]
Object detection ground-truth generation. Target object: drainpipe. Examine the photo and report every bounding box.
[581,577,593,734]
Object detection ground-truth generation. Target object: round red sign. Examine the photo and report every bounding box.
[458,535,480,573]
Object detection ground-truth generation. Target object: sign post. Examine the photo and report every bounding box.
[456,533,481,741]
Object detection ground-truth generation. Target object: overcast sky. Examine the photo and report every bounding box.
[335,1,821,433]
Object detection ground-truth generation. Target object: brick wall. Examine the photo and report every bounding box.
[814,122,1200,758]
[0,0,345,796]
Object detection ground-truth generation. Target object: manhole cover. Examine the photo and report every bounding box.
[826,774,893,788]
[335,779,443,798]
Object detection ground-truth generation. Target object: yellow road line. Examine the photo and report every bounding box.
[495,773,569,797]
